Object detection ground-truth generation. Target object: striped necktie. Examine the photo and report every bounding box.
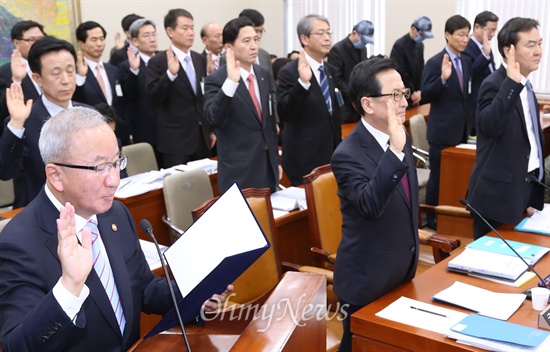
[318,65,332,115]
[87,219,126,333]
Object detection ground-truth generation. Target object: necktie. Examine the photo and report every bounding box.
[526,80,544,181]
[454,57,464,91]
[87,219,126,333]
[184,55,197,94]
[247,73,262,122]
[401,172,411,204]
[318,65,332,115]
[95,65,108,100]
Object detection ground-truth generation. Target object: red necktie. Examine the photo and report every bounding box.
[247,73,262,122]
[401,173,411,204]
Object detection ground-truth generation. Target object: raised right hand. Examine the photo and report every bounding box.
[440,53,452,82]
[167,46,180,76]
[505,44,521,83]
[6,83,32,130]
[297,50,312,84]
[226,47,241,83]
[76,51,88,76]
[10,49,27,83]
[127,46,140,71]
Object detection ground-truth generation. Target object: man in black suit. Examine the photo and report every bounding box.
[390,16,434,109]
[327,20,373,122]
[467,17,545,239]
[0,107,231,351]
[146,8,213,168]
[201,22,224,74]
[0,37,88,204]
[204,17,280,193]
[331,56,418,352]
[277,14,342,186]
[109,13,143,67]
[421,15,473,229]
[462,11,499,136]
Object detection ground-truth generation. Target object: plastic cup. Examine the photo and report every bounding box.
[531,287,550,311]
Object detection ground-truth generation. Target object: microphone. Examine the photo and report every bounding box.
[140,219,192,351]
[459,199,548,288]
[527,174,550,191]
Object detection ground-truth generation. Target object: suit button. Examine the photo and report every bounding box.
[525,177,530,182]
[410,246,416,252]
[393,173,398,179]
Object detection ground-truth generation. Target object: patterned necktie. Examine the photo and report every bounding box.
[318,65,332,115]
[525,80,544,180]
[96,65,108,100]
[184,55,197,94]
[87,219,126,333]
[401,172,411,204]
[454,57,464,91]
[247,73,262,122]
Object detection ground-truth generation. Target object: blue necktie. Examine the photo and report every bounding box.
[525,80,543,181]
[318,65,332,115]
[184,55,197,94]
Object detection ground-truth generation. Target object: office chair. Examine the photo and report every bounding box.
[121,142,158,176]
[0,179,14,209]
[162,169,213,242]
[408,113,431,202]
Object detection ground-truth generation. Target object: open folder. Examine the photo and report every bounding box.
[145,183,270,338]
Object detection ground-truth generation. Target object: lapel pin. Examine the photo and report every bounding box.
[112,224,118,232]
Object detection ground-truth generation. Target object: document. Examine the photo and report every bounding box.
[467,235,550,265]
[447,247,528,281]
[139,239,168,271]
[270,187,307,211]
[515,204,550,236]
[432,281,526,320]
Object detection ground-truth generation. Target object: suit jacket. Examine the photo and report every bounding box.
[331,123,419,307]
[390,33,425,108]
[467,66,545,224]
[0,189,176,351]
[421,49,474,146]
[277,58,342,185]
[145,50,211,156]
[0,99,88,202]
[203,65,279,193]
[0,62,41,121]
[462,39,495,114]
[109,42,130,67]
[327,36,367,122]
[119,58,158,147]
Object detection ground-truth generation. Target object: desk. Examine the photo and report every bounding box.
[351,228,550,351]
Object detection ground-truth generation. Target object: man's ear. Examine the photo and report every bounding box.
[361,97,374,115]
[46,164,64,193]
[166,27,174,39]
[32,72,42,87]
[131,37,139,47]
[299,34,309,48]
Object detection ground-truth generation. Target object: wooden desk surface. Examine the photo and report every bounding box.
[351,228,550,351]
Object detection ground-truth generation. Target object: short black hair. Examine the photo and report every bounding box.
[76,21,107,42]
[164,8,193,30]
[498,17,539,59]
[349,56,397,116]
[11,20,45,41]
[27,36,77,74]
[121,14,143,31]
[94,103,121,126]
[474,11,499,27]
[287,50,299,59]
[223,17,255,45]
[444,15,471,36]
[272,58,290,81]
[239,9,264,27]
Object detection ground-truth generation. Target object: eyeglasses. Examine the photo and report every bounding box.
[18,36,44,43]
[367,88,411,102]
[54,155,127,176]
[255,28,266,35]
[310,30,333,37]
[140,32,157,39]
[483,27,498,35]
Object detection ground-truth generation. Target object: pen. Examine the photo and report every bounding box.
[410,306,447,318]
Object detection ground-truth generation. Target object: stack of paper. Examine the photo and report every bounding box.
[447,248,528,281]
[515,204,550,236]
[467,236,550,265]
[270,187,307,211]
[186,158,218,175]
[139,239,168,271]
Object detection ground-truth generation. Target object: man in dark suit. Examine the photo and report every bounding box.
[421,15,473,229]
[327,20,373,122]
[0,107,231,351]
[146,8,213,168]
[277,15,342,186]
[390,16,434,109]
[0,37,88,204]
[201,22,224,74]
[109,14,143,67]
[467,17,545,239]
[204,17,279,194]
[331,57,419,352]
[462,11,499,135]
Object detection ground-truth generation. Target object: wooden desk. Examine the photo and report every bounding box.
[351,228,550,351]
[438,147,476,238]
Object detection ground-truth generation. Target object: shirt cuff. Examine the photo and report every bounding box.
[75,75,86,87]
[130,67,140,76]
[167,69,177,82]
[7,124,25,138]
[52,278,90,323]
[222,78,239,97]
[298,78,311,90]
[389,148,405,161]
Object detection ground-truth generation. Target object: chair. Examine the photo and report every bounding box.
[192,188,342,352]
[0,179,14,209]
[162,169,213,242]
[408,113,431,202]
[121,142,158,176]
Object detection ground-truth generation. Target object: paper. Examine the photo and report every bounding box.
[270,187,307,211]
[186,158,218,175]
[467,235,550,265]
[468,271,536,287]
[448,331,550,352]
[456,143,476,150]
[375,296,467,335]
[447,247,528,281]
[139,239,168,271]
[432,281,526,320]
[515,204,550,236]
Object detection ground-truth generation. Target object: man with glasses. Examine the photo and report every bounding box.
[421,15,473,229]
[328,20,374,122]
[463,11,499,135]
[390,16,434,109]
[0,107,231,351]
[331,56,419,352]
[0,36,90,205]
[277,14,342,186]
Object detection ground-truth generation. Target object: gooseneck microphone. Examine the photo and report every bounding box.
[527,174,550,191]
[140,219,192,351]
[459,198,548,288]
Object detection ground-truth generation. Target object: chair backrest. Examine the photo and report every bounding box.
[121,142,158,176]
[304,165,342,263]
[0,218,11,234]
[192,188,282,305]
[163,169,213,241]
[408,113,429,152]
[0,179,14,208]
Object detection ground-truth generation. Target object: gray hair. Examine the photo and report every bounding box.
[297,14,330,48]
[129,18,156,38]
[39,107,108,164]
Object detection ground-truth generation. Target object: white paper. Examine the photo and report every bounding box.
[519,204,550,234]
[139,239,168,271]
[456,143,476,150]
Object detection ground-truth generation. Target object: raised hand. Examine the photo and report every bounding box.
[481,29,491,56]
[387,100,406,154]
[410,91,421,105]
[206,51,216,74]
[127,46,140,71]
[505,44,521,83]
[57,202,93,297]
[10,49,27,82]
[6,83,32,130]
[297,50,312,84]
[440,53,452,82]
[114,32,125,50]
[225,47,241,83]
[167,46,180,76]
[76,51,88,76]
